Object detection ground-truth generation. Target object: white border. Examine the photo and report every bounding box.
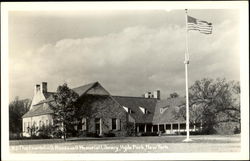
[1,1,249,160]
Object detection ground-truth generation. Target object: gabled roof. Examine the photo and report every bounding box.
[113,96,157,124]
[22,101,54,118]
[23,81,108,118]
[72,82,98,96]
[43,92,56,100]
[152,97,186,124]
[23,81,186,124]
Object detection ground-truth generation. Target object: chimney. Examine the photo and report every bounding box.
[35,84,41,93]
[41,82,47,93]
[144,92,153,98]
[153,90,160,100]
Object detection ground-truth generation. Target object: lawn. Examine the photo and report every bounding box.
[9,134,240,153]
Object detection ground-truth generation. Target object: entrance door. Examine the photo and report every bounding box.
[95,118,100,135]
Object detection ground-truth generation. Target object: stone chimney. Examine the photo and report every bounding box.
[144,90,160,99]
[153,90,160,100]
[30,82,47,110]
[34,84,41,94]
[144,92,152,98]
[41,82,47,93]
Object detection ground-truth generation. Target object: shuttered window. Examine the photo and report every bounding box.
[82,118,87,131]
[24,122,27,132]
[109,118,112,130]
[116,119,121,130]
[112,118,116,130]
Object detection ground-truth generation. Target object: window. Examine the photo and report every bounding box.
[82,118,87,131]
[49,119,53,125]
[112,118,116,130]
[33,122,36,128]
[24,122,27,132]
[39,121,42,128]
[74,125,78,130]
[95,118,100,133]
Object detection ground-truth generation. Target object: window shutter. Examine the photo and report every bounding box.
[82,118,86,131]
[109,118,112,130]
[116,119,120,130]
[120,119,122,130]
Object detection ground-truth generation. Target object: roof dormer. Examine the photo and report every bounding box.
[123,106,132,114]
[139,106,149,114]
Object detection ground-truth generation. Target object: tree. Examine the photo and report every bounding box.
[51,83,79,140]
[169,92,179,98]
[9,97,31,137]
[173,78,240,134]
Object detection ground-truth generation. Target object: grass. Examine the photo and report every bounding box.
[9,134,240,153]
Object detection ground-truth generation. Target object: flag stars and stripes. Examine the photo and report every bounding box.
[187,15,213,34]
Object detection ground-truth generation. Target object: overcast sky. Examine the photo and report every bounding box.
[9,9,240,101]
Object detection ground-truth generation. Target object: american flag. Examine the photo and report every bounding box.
[187,15,213,34]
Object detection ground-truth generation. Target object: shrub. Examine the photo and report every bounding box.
[126,123,136,136]
[52,129,63,138]
[37,125,54,139]
[179,131,205,135]
[214,122,240,135]
[234,126,241,134]
[86,132,100,137]
[141,132,158,136]
[104,132,115,137]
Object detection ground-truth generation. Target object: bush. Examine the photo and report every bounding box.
[9,132,23,140]
[215,122,240,135]
[233,126,241,134]
[179,131,205,135]
[86,132,100,137]
[141,132,158,136]
[36,125,54,138]
[104,132,115,137]
[126,122,136,136]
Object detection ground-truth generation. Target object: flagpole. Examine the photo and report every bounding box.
[183,9,192,142]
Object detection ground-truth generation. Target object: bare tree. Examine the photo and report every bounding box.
[173,78,240,134]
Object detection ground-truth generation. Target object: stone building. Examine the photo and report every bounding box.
[22,81,198,137]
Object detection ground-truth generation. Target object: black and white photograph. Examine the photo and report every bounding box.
[1,1,249,160]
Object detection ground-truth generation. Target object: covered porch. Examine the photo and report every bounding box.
[135,122,201,134]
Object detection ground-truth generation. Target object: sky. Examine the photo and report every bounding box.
[8,9,240,101]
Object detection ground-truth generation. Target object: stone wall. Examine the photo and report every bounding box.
[80,95,129,136]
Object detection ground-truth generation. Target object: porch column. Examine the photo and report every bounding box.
[164,124,166,133]
[137,125,139,133]
[100,118,103,136]
[151,125,154,132]
[194,121,196,131]
[144,124,147,132]
[170,123,173,134]
[157,124,160,132]
[178,123,180,133]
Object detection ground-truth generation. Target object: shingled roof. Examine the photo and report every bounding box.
[23,82,105,118]
[22,100,54,118]
[23,81,186,124]
[152,97,186,124]
[113,96,157,124]
[72,82,98,96]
